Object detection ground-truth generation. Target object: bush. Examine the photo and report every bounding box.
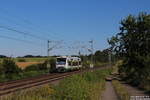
[24,64,40,71]
[0,59,22,81]
[0,63,3,75]
[24,58,56,72]
[24,62,48,72]
[17,58,26,62]
[2,59,22,74]
[45,58,56,72]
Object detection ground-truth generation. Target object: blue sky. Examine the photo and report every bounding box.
[0,0,149,56]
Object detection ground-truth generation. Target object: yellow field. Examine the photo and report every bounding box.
[16,62,42,69]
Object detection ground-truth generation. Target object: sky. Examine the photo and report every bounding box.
[0,0,149,57]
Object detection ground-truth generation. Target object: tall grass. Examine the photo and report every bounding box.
[0,85,53,100]
[0,68,112,100]
[52,68,112,100]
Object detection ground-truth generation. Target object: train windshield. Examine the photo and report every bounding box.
[56,58,66,65]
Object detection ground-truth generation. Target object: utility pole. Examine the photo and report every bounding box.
[89,40,94,68]
[47,40,50,57]
[78,50,81,57]
[47,40,51,72]
[47,40,62,72]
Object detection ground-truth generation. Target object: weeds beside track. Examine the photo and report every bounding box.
[0,65,109,97]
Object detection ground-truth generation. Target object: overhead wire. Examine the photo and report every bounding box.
[0,34,42,46]
[0,25,47,40]
[0,15,59,40]
[0,7,63,40]
[0,8,64,55]
[0,8,84,55]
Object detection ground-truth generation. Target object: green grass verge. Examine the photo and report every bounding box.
[112,80,130,100]
[0,85,53,100]
[51,68,112,100]
[1,68,112,100]
[0,70,48,82]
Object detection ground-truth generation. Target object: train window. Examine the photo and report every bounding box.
[79,61,81,65]
[68,61,72,66]
[57,58,66,65]
[72,61,78,66]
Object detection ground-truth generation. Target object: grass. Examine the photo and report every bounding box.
[110,62,130,100]
[94,62,108,67]
[0,70,48,82]
[112,80,130,100]
[0,85,54,100]
[52,68,112,100]
[0,68,112,100]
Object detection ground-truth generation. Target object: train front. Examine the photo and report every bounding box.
[56,57,67,72]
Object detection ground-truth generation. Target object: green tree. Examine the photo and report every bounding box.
[108,12,150,85]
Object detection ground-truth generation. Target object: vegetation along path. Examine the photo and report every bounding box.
[122,83,149,96]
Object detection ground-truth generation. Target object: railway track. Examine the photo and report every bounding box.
[0,65,109,96]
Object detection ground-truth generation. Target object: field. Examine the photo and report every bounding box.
[0,57,48,62]
[14,57,48,62]
[0,57,48,69]
[16,62,42,69]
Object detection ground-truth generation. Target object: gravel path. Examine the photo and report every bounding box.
[101,81,118,100]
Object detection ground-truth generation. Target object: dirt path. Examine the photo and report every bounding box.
[101,81,118,100]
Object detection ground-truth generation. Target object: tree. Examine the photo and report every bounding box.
[108,12,150,85]
[94,49,109,62]
[0,55,7,58]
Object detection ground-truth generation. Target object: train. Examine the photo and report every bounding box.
[56,56,82,72]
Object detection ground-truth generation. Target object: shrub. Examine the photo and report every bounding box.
[0,63,3,75]
[2,58,22,74]
[45,58,56,72]
[17,58,26,62]
[0,59,22,81]
[24,64,40,71]
[24,58,56,72]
